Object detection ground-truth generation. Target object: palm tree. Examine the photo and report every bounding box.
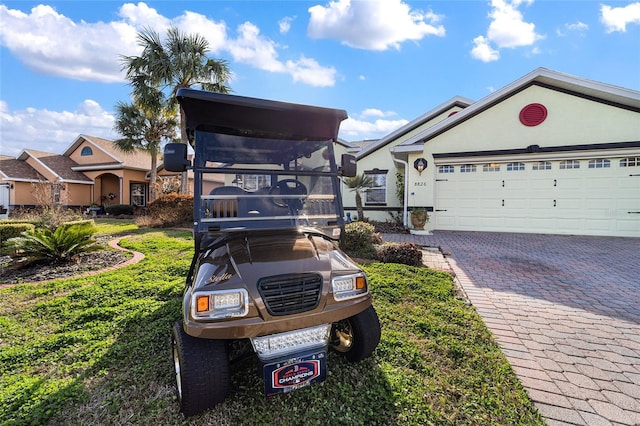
[113,89,178,203]
[344,173,373,221]
[121,26,232,194]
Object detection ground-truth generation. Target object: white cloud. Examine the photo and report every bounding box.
[470,0,542,62]
[307,0,445,50]
[0,101,117,156]
[0,4,139,83]
[339,109,407,139]
[471,36,500,62]
[118,2,170,28]
[0,2,334,87]
[227,22,336,86]
[227,22,286,73]
[340,117,408,140]
[557,21,589,37]
[285,57,337,87]
[601,3,640,33]
[172,11,228,53]
[360,109,397,118]
[279,16,295,34]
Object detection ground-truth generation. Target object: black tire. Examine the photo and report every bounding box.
[171,321,231,417]
[331,305,381,362]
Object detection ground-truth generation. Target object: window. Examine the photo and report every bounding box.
[80,146,93,156]
[131,183,147,207]
[482,163,500,172]
[506,162,525,171]
[52,184,63,205]
[532,161,552,171]
[438,165,455,174]
[588,159,610,169]
[620,157,640,167]
[460,164,477,173]
[365,170,387,204]
[237,174,272,192]
[559,160,580,170]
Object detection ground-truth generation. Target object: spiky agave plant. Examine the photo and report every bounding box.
[7,221,101,263]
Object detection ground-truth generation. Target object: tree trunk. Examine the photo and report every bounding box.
[149,147,158,202]
[355,192,364,221]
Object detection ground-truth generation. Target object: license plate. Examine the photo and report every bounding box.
[263,350,327,396]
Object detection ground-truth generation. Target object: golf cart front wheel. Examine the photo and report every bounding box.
[171,321,230,417]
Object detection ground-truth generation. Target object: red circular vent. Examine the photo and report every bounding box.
[448,111,458,117]
[519,103,547,126]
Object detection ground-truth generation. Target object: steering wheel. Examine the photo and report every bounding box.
[269,179,307,210]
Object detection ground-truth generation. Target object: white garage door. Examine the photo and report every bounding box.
[434,157,640,237]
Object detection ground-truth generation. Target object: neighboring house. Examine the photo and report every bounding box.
[345,68,640,238]
[0,133,348,218]
[0,134,210,215]
[341,96,473,221]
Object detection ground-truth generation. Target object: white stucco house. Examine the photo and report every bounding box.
[342,68,640,237]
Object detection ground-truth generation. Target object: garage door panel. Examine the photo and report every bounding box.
[617,219,640,232]
[555,178,583,189]
[435,214,456,227]
[555,218,584,230]
[505,180,528,190]
[479,199,501,209]
[584,219,615,231]
[433,158,639,237]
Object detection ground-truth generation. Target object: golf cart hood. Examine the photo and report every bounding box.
[194,230,358,291]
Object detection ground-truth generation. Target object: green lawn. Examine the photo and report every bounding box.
[0,221,543,425]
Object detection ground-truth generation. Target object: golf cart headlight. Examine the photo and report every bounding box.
[331,273,367,301]
[191,289,249,319]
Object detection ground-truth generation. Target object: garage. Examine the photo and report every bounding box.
[383,69,640,238]
[433,153,640,237]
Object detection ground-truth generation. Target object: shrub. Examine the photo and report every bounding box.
[376,242,424,267]
[9,206,82,230]
[6,221,100,262]
[342,221,381,259]
[142,194,193,227]
[370,218,406,234]
[105,204,134,216]
[0,222,36,252]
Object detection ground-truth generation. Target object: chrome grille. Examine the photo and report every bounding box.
[258,273,322,316]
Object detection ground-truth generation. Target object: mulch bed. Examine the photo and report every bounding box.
[0,250,131,286]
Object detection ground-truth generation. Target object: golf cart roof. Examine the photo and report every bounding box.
[176,89,348,142]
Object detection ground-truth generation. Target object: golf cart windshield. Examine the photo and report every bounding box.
[193,131,342,236]
[175,88,349,240]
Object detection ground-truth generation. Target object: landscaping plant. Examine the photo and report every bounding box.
[5,220,99,263]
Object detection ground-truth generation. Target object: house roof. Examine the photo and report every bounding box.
[0,155,45,181]
[65,134,153,171]
[17,150,92,183]
[347,139,379,154]
[394,67,640,152]
[356,96,474,160]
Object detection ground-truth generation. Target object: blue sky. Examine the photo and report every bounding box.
[1,0,639,157]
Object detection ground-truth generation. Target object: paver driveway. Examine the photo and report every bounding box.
[383,231,640,426]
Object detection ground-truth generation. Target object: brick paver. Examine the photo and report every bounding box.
[383,231,640,426]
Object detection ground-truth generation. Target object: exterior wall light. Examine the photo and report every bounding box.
[413,158,427,175]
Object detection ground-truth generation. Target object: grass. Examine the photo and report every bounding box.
[0,220,543,425]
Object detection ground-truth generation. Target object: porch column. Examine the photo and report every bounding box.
[119,177,123,204]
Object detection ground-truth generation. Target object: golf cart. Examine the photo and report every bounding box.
[164,89,381,416]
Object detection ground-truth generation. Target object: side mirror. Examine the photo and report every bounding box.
[339,154,357,177]
[163,143,190,172]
